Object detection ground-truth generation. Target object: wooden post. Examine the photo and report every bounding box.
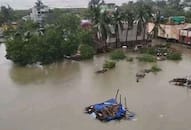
[115,89,119,100]
[187,30,189,44]
[119,94,121,104]
[125,97,127,109]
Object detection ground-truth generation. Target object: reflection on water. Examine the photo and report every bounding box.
[9,61,80,85]
[1,43,191,130]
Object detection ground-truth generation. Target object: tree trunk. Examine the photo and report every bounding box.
[136,26,138,42]
[125,25,129,46]
[115,32,118,48]
[143,24,146,43]
[118,30,121,47]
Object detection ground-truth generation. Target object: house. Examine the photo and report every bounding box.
[148,20,191,45]
[30,0,49,24]
[81,20,92,30]
[147,16,189,41]
[179,27,191,45]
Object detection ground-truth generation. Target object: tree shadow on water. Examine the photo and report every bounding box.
[9,61,80,86]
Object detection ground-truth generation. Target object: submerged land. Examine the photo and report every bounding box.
[0,0,191,129]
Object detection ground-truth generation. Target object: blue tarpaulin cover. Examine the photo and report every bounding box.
[86,98,135,122]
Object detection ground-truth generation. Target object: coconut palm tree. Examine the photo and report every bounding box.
[97,11,111,48]
[112,7,124,48]
[122,9,134,46]
[88,0,105,40]
[135,1,152,42]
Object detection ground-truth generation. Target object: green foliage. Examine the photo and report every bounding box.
[110,50,126,60]
[140,47,156,55]
[0,5,15,24]
[126,57,133,62]
[167,52,182,61]
[151,65,162,72]
[6,13,95,65]
[79,30,94,47]
[79,44,95,59]
[137,54,156,62]
[103,60,116,69]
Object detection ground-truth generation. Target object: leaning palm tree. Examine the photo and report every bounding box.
[111,7,124,48]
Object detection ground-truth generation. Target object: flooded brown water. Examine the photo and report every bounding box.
[1,43,191,130]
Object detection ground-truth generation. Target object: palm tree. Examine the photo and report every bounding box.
[123,10,134,46]
[112,7,124,48]
[97,11,111,48]
[88,0,105,40]
[121,2,135,45]
[135,1,152,42]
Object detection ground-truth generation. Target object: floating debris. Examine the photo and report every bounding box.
[169,77,191,87]
[85,89,135,122]
[95,68,108,74]
[136,72,146,82]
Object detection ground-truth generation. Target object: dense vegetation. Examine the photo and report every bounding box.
[167,52,182,61]
[151,65,162,72]
[137,54,156,62]
[1,0,190,65]
[110,50,126,60]
[6,14,95,65]
[103,60,116,69]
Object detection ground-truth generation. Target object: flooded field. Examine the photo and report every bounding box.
[1,43,191,130]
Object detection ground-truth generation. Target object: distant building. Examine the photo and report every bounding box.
[22,0,49,26]
[81,20,92,30]
[29,0,49,25]
[148,21,191,45]
[179,27,191,45]
[100,3,117,14]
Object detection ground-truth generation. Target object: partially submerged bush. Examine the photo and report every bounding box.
[140,47,156,55]
[126,57,133,62]
[103,60,116,69]
[110,50,126,60]
[167,52,182,61]
[137,54,156,62]
[79,44,95,59]
[151,65,162,72]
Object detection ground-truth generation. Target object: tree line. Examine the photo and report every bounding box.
[2,0,191,65]
[86,0,191,48]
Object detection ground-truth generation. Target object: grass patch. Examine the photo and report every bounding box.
[80,44,95,59]
[103,60,116,69]
[110,50,126,60]
[140,47,156,55]
[167,52,182,61]
[151,65,162,72]
[137,54,156,62]
[126,57,133,62]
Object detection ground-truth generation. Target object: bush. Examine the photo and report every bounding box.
[126,57,133,62]
[103,60,116,69]
[151,65,162,72]
[137,54,156,62]
[110,50,126,60]
[140,47,156,55]
[167,52,182,61]
[79,44,95,59]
